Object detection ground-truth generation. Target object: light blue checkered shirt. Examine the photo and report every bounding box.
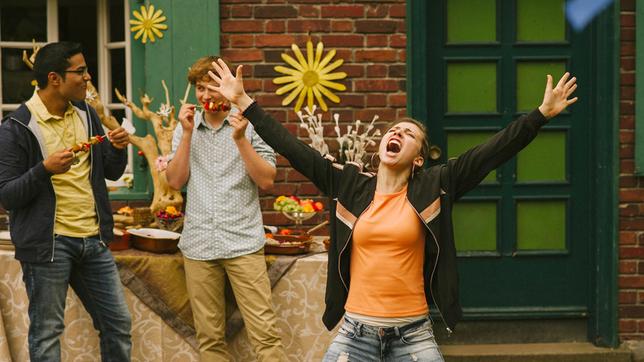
[170,111,275,260]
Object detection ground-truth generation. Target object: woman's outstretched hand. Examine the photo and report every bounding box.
[538,72,578,120]
[207,59,254,112]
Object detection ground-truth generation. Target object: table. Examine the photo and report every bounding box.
[0,242,338,361]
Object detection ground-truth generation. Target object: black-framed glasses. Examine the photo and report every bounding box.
[62,67,89,76]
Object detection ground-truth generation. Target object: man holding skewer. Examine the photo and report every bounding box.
[0,41,132,362]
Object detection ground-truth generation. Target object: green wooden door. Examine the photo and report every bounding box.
[426,0,591,319]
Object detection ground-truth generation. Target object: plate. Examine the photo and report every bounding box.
[128,228,180,254]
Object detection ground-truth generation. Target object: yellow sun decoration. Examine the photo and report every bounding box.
[274,39,347,112]
[130,4,168,44]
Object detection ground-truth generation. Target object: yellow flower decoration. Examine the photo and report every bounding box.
[129,4,168,44]
[274,39,347,112]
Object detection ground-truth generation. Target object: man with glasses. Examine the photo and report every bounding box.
[0,41,132,361]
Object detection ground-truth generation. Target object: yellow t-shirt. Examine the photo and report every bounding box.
[26,92,99,237]
[344,186,429,317]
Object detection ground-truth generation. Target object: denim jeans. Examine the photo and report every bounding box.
[20,235,132,362]
[323,316,444,362]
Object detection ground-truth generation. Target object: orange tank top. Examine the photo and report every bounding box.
[344,186,428,317]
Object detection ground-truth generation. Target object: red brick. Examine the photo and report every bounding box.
[620,275,644,288]
[287,20,331,33]
[230,4,252,17]
[355,79,400,92]
[299,5,319,17]
[220,5,231,19]
[366,94,387,107]
[321,35,364,47]
[620,101,634,115]
[621,72,635,85]
[620,130,634,143]
[221,20,263,33]
[621,319,637,333]
[356,109,397,122]
[622,28,635,41]
[389,64,406,77]
[366,64,387,77]
[244,78,265,92]
[331,20,354,32]
[620,204,639,217]
[342,65,365,78]
[621,145,634,159]
[620,260,637,274]
[355,49,397,62]
[255,94,284,107]
[621,13,635,27]
[621,218,644,231]
[335,49,354,62]
[338,94,366,107]
[254,5,298,18]
[390,34,406,48]
[355,20,399,33]
[366,4,388,18]
[255,34,298,47]
[622,159,635,173]
[622,0,635,11]
[286,169,309,182]
[298,182,320,195]
[220,0,261,3]
[620,306,644,318]
[621,231,637,245]
[388,93,407,107]
[389,4,406,18]
[321,5,364,18]
[621,42,635,57]
[229,34,254,48]
[221,49,264,62]
[621,58,635,71]
[366,34,388,47]
[267,183,299,197]
[266,20,286,33]
[621,290,637,304]
[262,79,280,92]
[398,49,406,62]
[621,86,634,100]
[620,176,637,188]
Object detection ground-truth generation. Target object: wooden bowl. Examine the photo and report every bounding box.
[109,228,130,251]
[129,228,180,254]
[265,242,310,255]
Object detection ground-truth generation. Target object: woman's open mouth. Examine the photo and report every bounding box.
[386,139,401,153]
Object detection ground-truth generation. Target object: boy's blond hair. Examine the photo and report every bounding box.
[187,56,232,85]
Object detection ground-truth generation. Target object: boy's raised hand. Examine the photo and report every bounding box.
[538,72,578,120]
[207,59,254,111]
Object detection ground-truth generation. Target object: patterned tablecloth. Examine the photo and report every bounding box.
[0,239,338,361]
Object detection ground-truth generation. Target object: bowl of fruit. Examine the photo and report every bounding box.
[154,206,184,231]
[273,196,324,225]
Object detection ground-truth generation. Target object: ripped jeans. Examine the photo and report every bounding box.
[323,315,444,362]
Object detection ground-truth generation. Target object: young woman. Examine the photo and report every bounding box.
[208,59,577,361]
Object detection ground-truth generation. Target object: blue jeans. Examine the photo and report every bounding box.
[323,316,444,362]
[20,235,132,362]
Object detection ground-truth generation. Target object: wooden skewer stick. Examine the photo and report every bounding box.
[306,220,329,235]
[161,79,171,108]
[180,82,191,105]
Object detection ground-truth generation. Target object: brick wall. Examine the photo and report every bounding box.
[619,0,642,341]
[219,0,407,231]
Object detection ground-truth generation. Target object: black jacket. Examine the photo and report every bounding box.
[0,101,127,263]
[243,102,548,332]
